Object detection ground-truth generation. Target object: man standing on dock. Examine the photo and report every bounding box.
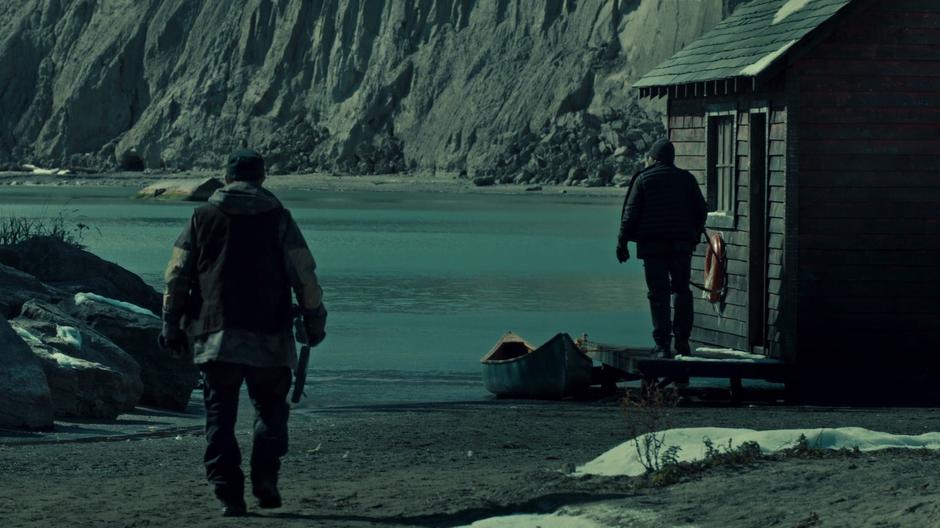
[160,149,327,516]
[616,139,707,358]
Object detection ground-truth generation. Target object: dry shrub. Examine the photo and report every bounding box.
[621,381,680,474]
[0,211,89,248]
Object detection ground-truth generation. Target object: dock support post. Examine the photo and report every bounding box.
[730,377,743,403]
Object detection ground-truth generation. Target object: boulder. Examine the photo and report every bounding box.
[66,294,198,411]
[136,177,224,201]
[3,237,162,314]
[0,316,54,429]
[15,301,143,419]
[0,263,66,318]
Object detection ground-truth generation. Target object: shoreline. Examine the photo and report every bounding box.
[0,170,628,198]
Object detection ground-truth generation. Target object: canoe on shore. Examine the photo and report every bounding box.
[480,332,593,399]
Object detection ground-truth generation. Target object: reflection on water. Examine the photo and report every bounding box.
[0,186,654,390]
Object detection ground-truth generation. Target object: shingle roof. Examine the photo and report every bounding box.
[634,0,855,89]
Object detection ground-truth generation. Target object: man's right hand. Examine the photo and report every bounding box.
[301,305,328,347]
[304,328,326,348]
[616,243,630,264]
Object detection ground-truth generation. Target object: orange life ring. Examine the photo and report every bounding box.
[703,232,725,303]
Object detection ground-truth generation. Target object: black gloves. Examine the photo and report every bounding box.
[300,305,327,347]
[158,321,189,359]
[616,243,630,263]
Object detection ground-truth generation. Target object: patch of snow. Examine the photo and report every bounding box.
[773,0,812,25]
[676,347,777,363]
[577,427,940,477]
[694,347,765,359]
[21,164,60,175]
[10,324,43,346]
[739,39,798,76]
[48,351,100,370]
[55,325,83,349]
[74,292,159,319]
[674,355,770,363]
[457,503,662,528]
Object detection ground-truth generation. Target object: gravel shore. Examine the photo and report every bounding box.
[4,392,940,527]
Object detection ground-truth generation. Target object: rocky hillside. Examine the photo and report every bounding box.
[0,0,743,182]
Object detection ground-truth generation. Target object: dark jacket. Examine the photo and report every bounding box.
[164,182,325,344]
[618,161,707,256]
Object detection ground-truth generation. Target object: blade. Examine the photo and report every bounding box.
[291,345,311,404]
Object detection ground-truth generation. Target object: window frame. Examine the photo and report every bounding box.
[705,105,739,229]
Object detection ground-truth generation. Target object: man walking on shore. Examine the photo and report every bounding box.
[160,149,327,516]
[616,139,707,357]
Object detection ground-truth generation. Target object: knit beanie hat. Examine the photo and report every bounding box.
[226,149,265,181]
[648,139,675,165]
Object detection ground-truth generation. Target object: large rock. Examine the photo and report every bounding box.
[1,237,161,314]
[0,263,66,318]
[136,177,224,201]
[14,301,143,419]
[66,293,198,411]
[0,316,54,429]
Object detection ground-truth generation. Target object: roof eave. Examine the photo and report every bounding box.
[635,75,760,100]
[632,0,869,99]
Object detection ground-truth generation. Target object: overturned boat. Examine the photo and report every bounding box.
[480,332,593,399]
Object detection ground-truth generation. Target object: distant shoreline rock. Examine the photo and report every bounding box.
[136,177,224,201]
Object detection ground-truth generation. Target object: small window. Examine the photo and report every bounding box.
[707,115,736,214]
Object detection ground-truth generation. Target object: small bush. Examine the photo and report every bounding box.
[642,434,864,488]
[621,382,680,474]
[0,211,90,248]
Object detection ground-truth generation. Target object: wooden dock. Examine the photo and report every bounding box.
[580,340,795,399]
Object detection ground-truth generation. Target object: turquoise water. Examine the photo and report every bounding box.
[0,185,654,403]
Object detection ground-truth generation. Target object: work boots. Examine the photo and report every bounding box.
[216,492,247,517]
[673,338,691,357]
[650,339,672,359]
[253,481,283,509]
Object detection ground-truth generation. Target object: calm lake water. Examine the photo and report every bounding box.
[0,185,653,405]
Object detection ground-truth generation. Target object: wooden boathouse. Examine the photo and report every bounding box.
[626,0,940,399]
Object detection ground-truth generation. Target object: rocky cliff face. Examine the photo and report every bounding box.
[0,0,741,180]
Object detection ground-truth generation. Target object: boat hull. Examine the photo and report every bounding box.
[481,333,593,398]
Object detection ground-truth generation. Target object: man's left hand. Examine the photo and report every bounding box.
[158,323,188,359]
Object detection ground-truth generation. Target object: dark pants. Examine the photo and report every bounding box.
[200,361,292,502]
[642,252,693,347]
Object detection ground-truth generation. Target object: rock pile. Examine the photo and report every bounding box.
[0,237,198,429]
[472,104,665,187]
[1,237,163,314]
[13,301,144,420]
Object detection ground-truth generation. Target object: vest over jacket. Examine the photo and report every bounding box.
[186,198,293,337]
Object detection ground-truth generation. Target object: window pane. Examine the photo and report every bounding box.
[708,114,736,213]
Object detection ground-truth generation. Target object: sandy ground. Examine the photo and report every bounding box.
[3,392,940,528]
[0,169,626,198]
